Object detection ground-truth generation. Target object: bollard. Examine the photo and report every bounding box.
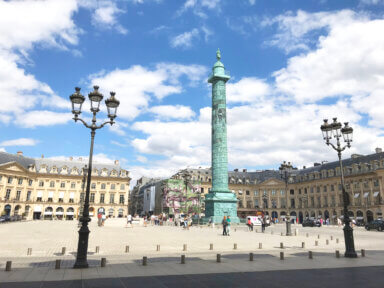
[259,242,262,249]
[249,253,254,261]
[235,228,237,232]
[55,259,61,269]
[62,247,66,255]
[281,232,283,236]
[308,251,313,259]
[156,245,160,251]
[331,236,333,240]
[234,243,237,250]
[280,242,284,249]
[95,246,100,253]
[256,229,258,233]
[101,258,106,267]
[280,252,284,260]
[27,248,32,256]
[271,231,273,235]
[336,238,339,244]
[143,256,147,266]
[302,242,305,248]
[295,229,298,236]
[326,240,329,245]
[125,245,130,253]
[5,261,11,272]
[306,233,309,238]
[361,249,365,257]
[336,250,340,258]
[181,255,185,264]
[315,241,318,246]
[183,244,187,251]
[210,243,213,250]
[216,254,221,263]
[317,234,320,239]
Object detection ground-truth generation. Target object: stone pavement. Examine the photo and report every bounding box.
[0,219,383,287]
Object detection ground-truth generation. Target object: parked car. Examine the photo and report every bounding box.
[302,218,321,227]
[365,219,384,231]
[0,215,11,222]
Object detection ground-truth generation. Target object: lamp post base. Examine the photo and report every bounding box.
[73,219,91,269]
[286,220,292,236]
[343,223,357,258]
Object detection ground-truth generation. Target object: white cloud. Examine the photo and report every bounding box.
[177,0,221,17]
[48,153,117,165]
[88,63,207,120]
[226,77,270,103]
[15,111,72,128]
[360,0,384,4]
[170,29,200,48]
[91,1,128,34]
[148,105,196,120]
[0,138,39,147]
[248,0,256,5]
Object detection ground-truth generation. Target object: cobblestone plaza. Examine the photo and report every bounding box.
[0,219,383,287]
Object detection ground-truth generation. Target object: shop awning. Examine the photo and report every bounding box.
[48,191,54,198]
[373,192,380,197]
[69,192,74,199]
[66,212,74,215]
[59,192,64,198]
[44,212,52,215]
[364,192,369,198]
[34,205,42,212]
[354,193,360,198]
[37,191,43,197]
[55,212,63,215]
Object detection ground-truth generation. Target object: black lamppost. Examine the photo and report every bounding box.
[321,117,357,258]
[70,86,120,268]
[279,161,293,236]
[78,165,87,228]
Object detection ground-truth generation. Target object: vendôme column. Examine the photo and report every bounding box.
[204,49,239,223]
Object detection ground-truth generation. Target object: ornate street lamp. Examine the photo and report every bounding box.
[279,161,293,236]
[70,86,120,268]
[321,117,357,258]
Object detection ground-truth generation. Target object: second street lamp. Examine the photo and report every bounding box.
[279,161,293,236]
[70,86,120,268]
[320,117,357,258]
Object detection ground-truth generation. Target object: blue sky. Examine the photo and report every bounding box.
[1,0,384,184]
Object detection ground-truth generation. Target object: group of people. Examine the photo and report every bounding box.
[97,212,106,227]
[221,216,231,236]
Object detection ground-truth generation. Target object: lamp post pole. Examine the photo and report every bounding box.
[321,118,357,258]
[78,165,87,227]
[70,86,120,268]
[279,161,293,236]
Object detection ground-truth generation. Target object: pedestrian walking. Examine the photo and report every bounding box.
[226,216,231,236]
[262,217,266,233]
[97,212,102,227]
[101,213,106,226]
[247,218,253,231]
[222,216,227,236]
[126,214,132,228]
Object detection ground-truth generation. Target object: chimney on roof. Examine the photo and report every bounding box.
[17,151,23,156]
[314,163,321,167]
[114,160,119,165]
[376,147,382,154]
[41,154,44,158]
[234,168,239,172]
[243,169,247,172]
[303,166,306,169]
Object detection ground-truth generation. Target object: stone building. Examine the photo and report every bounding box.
[0,151,130,220]
[185,149,384,224]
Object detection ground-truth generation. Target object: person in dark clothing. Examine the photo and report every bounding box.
[262,217,266,233]
[222,216,227,236]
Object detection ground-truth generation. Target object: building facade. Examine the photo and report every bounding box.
[0,152,131,220]
[185,149,384,224]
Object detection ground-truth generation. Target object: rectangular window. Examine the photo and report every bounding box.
[110,194,115,204]
[254,190,258,196]
[39,181,44,187]
[80,193,85,202]
[254,199,259,208]
[120,184,125,190]
[374,179,379,187]
[60,182,65,188]
[338,184,342,191]
[323,186,327,192]
[7,177,13,184]
[101,183,106,189]
[310,197,314,207]
[111,184,116,190]
[310,187,314,193]
[100,194,105,203]
[90,193,95,203]
[50,181,55,187]
[26,191,31,201]
[316,186,320,193]
[5,189,11,200]
[71,182,75,189]
[246,190,250,196]
[280,190,285,196]
[263,190,267,196]
[91,183,96,189]
[271,190,276,196]
[331,185,335,191]
[16,190,21,200]
[18,178,23,185]
[28,179,33,186]
[201,187,204,194]
[119,194,124,204]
